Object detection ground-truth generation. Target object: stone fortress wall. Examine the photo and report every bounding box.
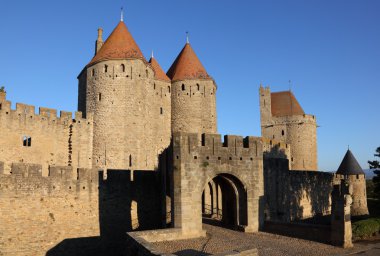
[0,92,93,177]
[0,162,98,256]
[171,78,217,134]
[259,86,318,170]
[264,158,334,221]
[78,59,171,171]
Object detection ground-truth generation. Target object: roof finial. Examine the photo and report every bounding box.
[151,50,154,59]
[121,7,124,21]
[186,31,189,44]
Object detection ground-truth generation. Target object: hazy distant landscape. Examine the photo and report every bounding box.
[364,169,376,179]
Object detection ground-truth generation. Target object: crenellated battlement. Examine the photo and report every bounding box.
[173,133,263,165]
[0,162,97,193]
[0,98,93,125]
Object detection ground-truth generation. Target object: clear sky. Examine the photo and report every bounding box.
[0,0,379,171]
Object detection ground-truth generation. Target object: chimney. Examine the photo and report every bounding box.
[95,27,104,55]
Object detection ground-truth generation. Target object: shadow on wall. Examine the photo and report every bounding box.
[46,170,164,256]
[264,145,333,223]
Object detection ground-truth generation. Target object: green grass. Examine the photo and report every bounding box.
[352,218,380,239]
[351,197,380,239]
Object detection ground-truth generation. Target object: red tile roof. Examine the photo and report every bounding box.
[271,91,305,117]
[167,43,210,81]
[88,21,145,66]
[149,57,171,82]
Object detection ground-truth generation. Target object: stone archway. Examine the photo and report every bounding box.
[202,173,247,229]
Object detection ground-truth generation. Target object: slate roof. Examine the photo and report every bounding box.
[149,57,171,82]
[167,43,210,81]
[336,149,364,175]
[271,91,305,117]
[88,21,145,66]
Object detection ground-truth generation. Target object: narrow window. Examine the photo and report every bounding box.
[146,69,149,77]
[98,93,102,101]
[129,154,132,167]
[121,64,125,72]
[282,130,285,136]
[356,174,359,179]
[182,84,185,91]
[92,69,95,77]
[168,86,171,93]
[23,136,32,147]
[154,83,156,90]
[197,84,200,91]
[0,103,2,110]
[104,65,108,73]
[160,107,163,115]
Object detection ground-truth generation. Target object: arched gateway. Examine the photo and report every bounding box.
[202,173,248,229]
[172,132,264,237]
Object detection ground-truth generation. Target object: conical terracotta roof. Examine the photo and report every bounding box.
[336,149,364,175]
[149,57,171,82]
[271,91,305,117]
[88,21,145,66]
[167,43,210,81]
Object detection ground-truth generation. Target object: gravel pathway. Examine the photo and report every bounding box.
[153,224,372,256]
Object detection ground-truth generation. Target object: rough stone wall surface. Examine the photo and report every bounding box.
[172,133,264,236]
[0,163,99,256]
[259,86,318,170]
[79,59,171,171]
[0,95,93,176]
[264,158,333,221]
[335,174,369,216]
[171,79,217,134]
[262,138,291,169]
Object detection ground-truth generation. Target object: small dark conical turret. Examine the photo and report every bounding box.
[336,149,364,176]
[335,149,368,216]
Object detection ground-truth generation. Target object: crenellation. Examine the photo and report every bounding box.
[39,107,57,118]
[0,163,97,191]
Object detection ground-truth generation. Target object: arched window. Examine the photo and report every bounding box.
[104,65,108,73]
[182,84,185,91]
[168,86,171,93]
[282,130,285,136]
[92,69,95,77]
[23,136,32,147]
[121,64,125,72]
[197,84,200,91]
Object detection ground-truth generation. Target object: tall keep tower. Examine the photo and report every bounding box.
[77,19,171,171]
[167,42,217,134]
[259,86,317,170]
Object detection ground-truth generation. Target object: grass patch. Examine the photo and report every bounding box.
[352,218,380,239]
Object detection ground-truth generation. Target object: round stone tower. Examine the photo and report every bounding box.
[335,149,369,216]
[77,20,171,171]
[259,86,317,170]
[167,42,217,134]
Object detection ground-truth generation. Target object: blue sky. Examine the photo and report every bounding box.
[0,0,379,171]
